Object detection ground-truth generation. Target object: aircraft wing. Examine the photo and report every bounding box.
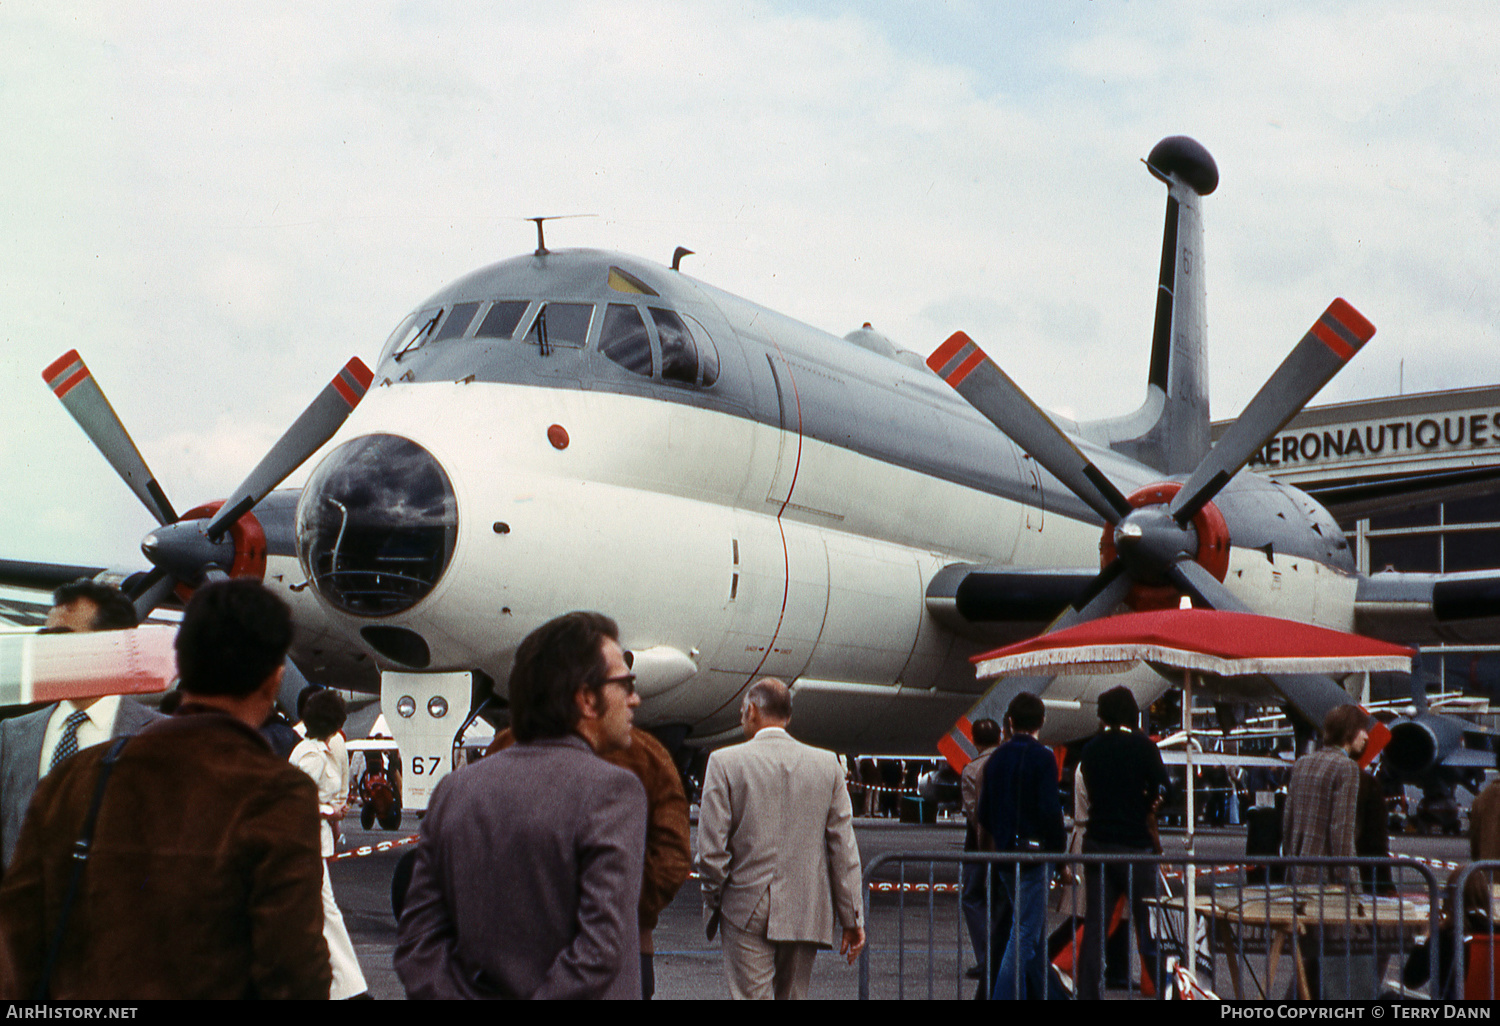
[0,558,115,628]
[346,739,401,753]
[1157,750,1289,769]
[1434,747,1497,769]
[0,558,110,594]
[1356,569,1500,646]
[0,558,183,628]
[0,626,177,704]
[1303,465,1500,522]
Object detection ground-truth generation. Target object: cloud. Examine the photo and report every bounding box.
[3,1,1500,568]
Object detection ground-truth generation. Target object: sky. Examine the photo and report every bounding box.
[3,1,1499,569]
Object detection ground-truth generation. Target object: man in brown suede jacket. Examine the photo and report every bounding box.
[0,579,329,1000]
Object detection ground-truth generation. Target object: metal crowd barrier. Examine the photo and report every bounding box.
[1448,860,1500,1000]
[857,852,1442,1001]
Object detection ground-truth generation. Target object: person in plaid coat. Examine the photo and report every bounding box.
[1282,704,1370,886]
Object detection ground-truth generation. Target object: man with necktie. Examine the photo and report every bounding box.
[0,579,162,871]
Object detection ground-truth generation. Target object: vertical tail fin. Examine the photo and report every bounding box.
[1080,137,1218,475]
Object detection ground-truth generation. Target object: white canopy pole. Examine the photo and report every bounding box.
[1183,668,1197,978]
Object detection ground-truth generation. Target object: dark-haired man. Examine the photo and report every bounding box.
[0,579,158,870]
[1284,703,1368,886]
[960,717,1007,982]
[1077,685,1170,999]
[978,692,1065,1000]
[396,611,647,999]
[696,677,865,999]
[482,721,691,999]
[0,578,329,999]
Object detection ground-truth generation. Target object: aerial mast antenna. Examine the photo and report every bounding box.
[523,214,597,256]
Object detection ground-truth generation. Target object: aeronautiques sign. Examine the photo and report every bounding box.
[1248,410,1500,470]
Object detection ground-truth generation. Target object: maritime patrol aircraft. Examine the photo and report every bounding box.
[11,136,1500,806]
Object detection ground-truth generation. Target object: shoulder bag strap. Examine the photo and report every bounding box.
[34,734,131,1000]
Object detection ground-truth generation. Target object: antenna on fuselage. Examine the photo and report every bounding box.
[522,214,597,256]
[672,246,694,271]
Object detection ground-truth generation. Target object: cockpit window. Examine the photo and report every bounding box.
[600,304,653,377]
[653,308,700,385]
[608,266,659,296]
[686,313,720,387]
[474,300,529,340]
[389,308,441,361]
[524,302,593,349]
[432,302,481,343]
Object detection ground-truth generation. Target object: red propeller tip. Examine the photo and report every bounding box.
[928,332,987,388]
[346,357,374,389]
[1328,299,1375,342]
[331,358,375,409]
[43,351,89,397]
[1312,300,1376,360]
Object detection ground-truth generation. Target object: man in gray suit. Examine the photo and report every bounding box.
[395,611,647,999]
[0,579,159,870]
[696,677,865,999]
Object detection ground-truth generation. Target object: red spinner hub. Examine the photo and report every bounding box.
[1098,482,1231,611]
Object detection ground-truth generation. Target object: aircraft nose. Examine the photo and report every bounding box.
[295,433,458,617]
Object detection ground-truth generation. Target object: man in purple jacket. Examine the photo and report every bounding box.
[395,611,647,999]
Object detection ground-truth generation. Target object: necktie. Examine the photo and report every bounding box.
[48,709,91,773]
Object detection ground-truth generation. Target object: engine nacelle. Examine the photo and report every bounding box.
[1384,712,1466,779]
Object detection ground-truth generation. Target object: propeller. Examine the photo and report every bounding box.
[1169,299,1375,524]
[44,352,374,617]
[45,351,178,526]
[202,359,376,542]
[928,331,1133,525]
[930,296,1372,615]
[928,300,1375,733]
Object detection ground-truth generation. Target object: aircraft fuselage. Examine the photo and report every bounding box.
[266,248,1362,751]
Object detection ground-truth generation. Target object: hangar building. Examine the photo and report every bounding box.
[1217,385,1500,701]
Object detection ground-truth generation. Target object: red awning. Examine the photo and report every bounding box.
[972,608,1415,681]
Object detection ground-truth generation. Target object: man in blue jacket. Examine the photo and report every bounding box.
[978,692,1066,1000]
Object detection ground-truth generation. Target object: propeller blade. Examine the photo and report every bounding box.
[1166,558,1252,613]
[1056,559,1135,628]
[928,332,1133,525]
[1164,559,1365,732]
[204,357,373,542]
[1268,671,1371,739]
[129,568,179,622]
[1170,300,1375,523]
[937,673,1059,769]
[43,351,178,525]
[936,561,1135,770]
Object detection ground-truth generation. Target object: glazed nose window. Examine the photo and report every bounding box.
[296,434,458,616]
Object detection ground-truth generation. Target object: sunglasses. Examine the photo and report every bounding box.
[596,673,637,696]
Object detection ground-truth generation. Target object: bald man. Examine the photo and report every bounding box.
[695,678,864,999]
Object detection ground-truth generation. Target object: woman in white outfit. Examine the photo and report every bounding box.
[291,689,369,1000]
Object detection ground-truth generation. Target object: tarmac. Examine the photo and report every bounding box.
[331,813,1471,1000]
